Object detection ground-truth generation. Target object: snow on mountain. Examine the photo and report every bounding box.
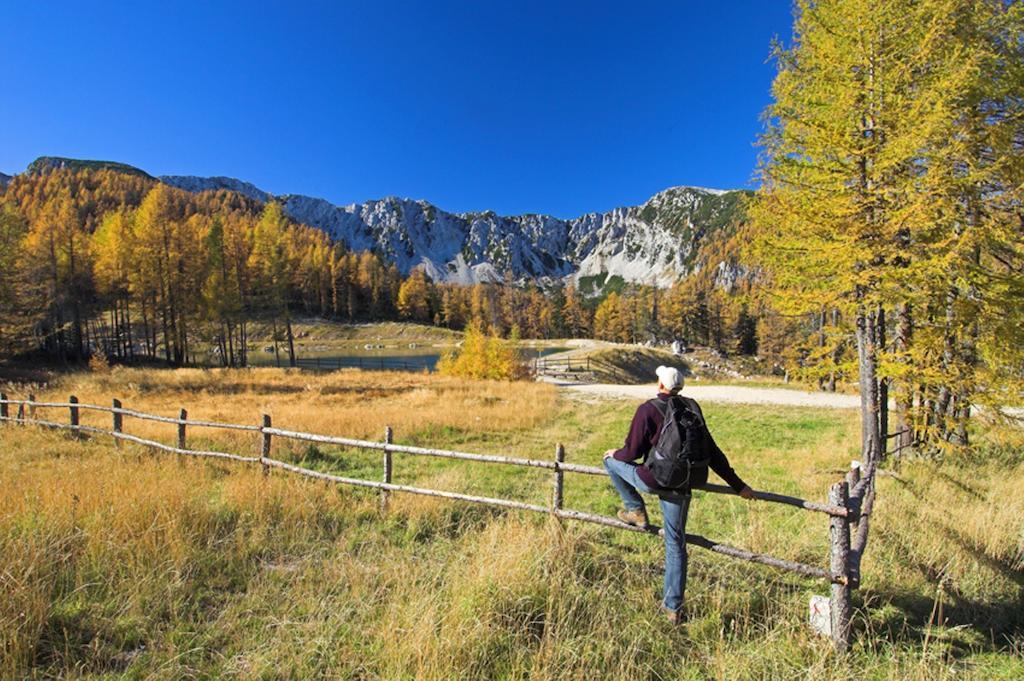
[161,174,749,287]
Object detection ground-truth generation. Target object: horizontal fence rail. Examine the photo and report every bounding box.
[533,356,625,377]
[1,392,878,649]
[0,397,848,519]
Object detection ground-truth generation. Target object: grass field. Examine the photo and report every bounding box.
[247,319,463,345]
[1,368,1022,679]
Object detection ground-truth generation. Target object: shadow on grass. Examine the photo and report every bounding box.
[936,525,1024,590]
[858,523,1024,660]
[0,360,63,386]
[858,585,1024,657]
[933,469,987,501]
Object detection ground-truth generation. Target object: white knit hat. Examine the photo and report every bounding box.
[656,365,683,392]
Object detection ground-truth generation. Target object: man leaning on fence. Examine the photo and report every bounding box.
[603,365,756,624]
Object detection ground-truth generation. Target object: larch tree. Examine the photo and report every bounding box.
[0,204,34,355]
[202,217,245,366]
[750,0,1023,459]
[92,210,135,360]
[397,268,432,322]
[22,198,92,359]
[249,202,296,367]
[561,282,589,338]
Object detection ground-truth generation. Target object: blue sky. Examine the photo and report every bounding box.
[0,1,792,218]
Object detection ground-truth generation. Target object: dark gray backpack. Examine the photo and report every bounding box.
[644,397,712,489]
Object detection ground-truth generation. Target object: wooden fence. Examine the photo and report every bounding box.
[0,392,878,651]
[532,356,630,382]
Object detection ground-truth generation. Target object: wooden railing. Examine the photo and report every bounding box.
[532,356,630,382]
[0,392,878,651]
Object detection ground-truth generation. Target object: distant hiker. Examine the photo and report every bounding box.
[603,365,755,624]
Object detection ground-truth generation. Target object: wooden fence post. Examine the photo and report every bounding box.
[0,392,7,421]
[112,399,123,449]
[381,426,393,512]
[177,408,188,464]
[69,395,80,437]
[847,461,861,487]
[552,443,565,513]
[27,393,36,422]
[16,400,25,424]
[846,461,861,531]
[177,409,188,449]
[261,414,272,476]
[828,481,852,652]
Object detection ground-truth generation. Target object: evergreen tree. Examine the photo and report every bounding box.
[733,304,758,356]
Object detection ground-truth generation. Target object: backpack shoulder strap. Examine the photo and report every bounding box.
[649,398,672,418]
[673,396,704,425]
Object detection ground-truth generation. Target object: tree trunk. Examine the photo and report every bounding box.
[856,306,882,465]
[272,318,281,367]
[239,320,248,367]
[876,304,888,458]
[160,300,172,364]
[285,314,296,368]
[827,308,841,392]
[141,300,151,359]
[894,303,913,454]
[123,298,132,360]
[147,297,157,359]
[935,286,958,443]
[818,309,827,391]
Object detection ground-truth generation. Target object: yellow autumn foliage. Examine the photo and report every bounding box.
[436,321,530,381]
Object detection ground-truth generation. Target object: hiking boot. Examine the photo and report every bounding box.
[616,507,649,528]
[662,604,688,625]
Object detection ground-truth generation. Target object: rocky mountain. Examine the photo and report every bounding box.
[7,156,748,287]
[0,172,11,189]
[160,175,271,203]
[160,174,749,287]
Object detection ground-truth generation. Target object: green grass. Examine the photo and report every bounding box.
[577,273,627,301]
[246,318,463,345]
[2,375,1023,679]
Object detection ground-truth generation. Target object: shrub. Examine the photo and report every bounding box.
[437,321,529,381]
[88,353,111,373]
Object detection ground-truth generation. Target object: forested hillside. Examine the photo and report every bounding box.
[2,157,996,410]
[0,164,768,367]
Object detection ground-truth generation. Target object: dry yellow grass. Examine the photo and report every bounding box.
[18,366,557,455]
[1,367,1022,679]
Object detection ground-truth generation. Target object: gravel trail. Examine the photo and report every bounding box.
[554,381,862,409]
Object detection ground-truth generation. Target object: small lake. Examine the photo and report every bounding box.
[248,345,568,372]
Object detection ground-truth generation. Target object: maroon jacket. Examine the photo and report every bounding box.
[613,392,747,493]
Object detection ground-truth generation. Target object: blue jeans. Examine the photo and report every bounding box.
[603,457,691,612]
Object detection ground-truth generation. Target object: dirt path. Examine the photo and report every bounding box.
[552,380,862,409]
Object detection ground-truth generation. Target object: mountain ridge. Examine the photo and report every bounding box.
[10,156,749,288]
[161,175,750,287]
[27,156,154,179]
